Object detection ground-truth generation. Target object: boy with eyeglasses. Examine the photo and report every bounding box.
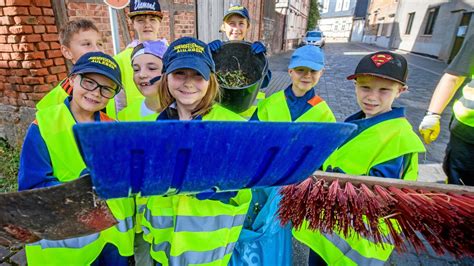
[18,52,135,266]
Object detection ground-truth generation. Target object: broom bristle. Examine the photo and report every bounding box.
[278,176,474,258]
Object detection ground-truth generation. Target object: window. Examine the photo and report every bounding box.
[405,12,415,35]
[335,0,343,12]
[322,0,329,13]
[342,0,350,11]
[424,7,439,35]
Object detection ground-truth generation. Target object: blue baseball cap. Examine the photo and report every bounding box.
[288,45,325,71]
[71,52,122,90]
[131,40,168,61]
[223,5,250,21]
[129,0,163,19]
[162,37,216,81]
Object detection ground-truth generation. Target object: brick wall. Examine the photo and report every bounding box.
[0,0,196,146]
[0,0,63,146]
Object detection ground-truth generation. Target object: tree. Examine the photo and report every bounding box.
[307,0,321,31]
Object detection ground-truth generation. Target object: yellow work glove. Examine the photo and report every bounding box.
[419,113,441,144]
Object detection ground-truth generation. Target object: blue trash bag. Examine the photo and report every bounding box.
[230,187,292,266]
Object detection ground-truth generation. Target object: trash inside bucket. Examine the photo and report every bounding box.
[212,41,268,113]
[74,121,356,199]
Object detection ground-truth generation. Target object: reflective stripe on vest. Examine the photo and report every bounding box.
[145,208,246,232]
[322,233,386,266]
[153,241,236,265]
[30,233,100,249]
[453,78,474,127]
[142,191,251,265]
[256,90,336,122]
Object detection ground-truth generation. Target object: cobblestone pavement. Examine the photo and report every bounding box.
[266,42,472,266]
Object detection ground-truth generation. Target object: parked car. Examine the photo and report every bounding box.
[302,31,325,47]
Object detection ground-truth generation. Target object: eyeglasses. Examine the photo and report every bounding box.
[78,75,119,99]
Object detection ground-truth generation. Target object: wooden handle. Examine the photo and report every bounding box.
[312,171,474,195]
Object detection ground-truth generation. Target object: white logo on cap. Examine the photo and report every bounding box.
[135,0,156,10]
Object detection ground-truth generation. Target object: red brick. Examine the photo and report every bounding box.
[23,76,44,85]
[0,35,5,43]
[9,60,20,67]
[3,6,29,16]
[57,72,67,80]
[0,43,13,52]
[7,76,22,84]
[9,25,33,34]
[34,84,52,92]
[34,0,51,7]
[41,59,53,67]
[33,25,45,33]
[53,57,64,65]
[10,52,24,60]
[29,6,42,16]
[42,33,58,42]
[16,43,35,52]
[46,25,57,33]
[21,60,41,68]
[45,75,57,84]
[17,85,33,92]
[0,60,9,67]
[38,16,55,25]
[0,16,13,25]
[0,26,8,34]
[13,16,37,25]
[6,0,31,6]
[50,41,60,49]
[29,92,46,101]
[22,34,41,43]
[11,68,28,76]
[24,51,44,60]
[36,42,49,50]
[42,8,53,16]
[49,65,66,74]
[29,68,49,76]
[1,52,10,60]
[46,49,61,58]
[7,35,19,43]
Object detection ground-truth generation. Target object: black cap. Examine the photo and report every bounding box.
[347,51,408,85]
[129,0,162,19]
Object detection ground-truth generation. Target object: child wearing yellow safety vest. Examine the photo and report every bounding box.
[18,52,135,266]
[108,0,167,118]
[208,4,271,119]
[36,19,104,110]
[140,37,251,265]
[117,39,167,266]
[230,45,335,265]
[294,51,426,266]
[118,40,167,121]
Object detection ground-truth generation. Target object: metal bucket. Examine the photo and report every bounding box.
[212,41,268,113]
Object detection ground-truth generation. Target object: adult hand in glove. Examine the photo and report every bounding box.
[251,41,266,54]
[419,113,441,144]
[208,40,223,52]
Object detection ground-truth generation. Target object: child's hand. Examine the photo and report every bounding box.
[251,42,266,54]
[208,40,223,52]
[419,114,441,144]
